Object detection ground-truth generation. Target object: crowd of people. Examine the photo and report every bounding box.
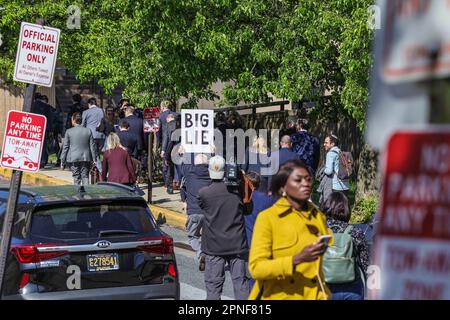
[31,93,147,189]
[31,93,367,300]
[165,112,366,301]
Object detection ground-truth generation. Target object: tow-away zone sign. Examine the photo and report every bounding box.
[1,110,47,173]
[371,129,450,300]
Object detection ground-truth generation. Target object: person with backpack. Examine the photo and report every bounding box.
[323,134,350,197]
[320,192,370,300]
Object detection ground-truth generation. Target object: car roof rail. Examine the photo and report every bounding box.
[0,186,38,198]
[96,182,136,194]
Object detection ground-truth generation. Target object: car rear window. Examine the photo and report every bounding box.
[30,203,157,240]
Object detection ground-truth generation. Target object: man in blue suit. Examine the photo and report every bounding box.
[82,97,105,173]
[124,106,144,156]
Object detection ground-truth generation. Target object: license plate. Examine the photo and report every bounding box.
[87,253,119,272]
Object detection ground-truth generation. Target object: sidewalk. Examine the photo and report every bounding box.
[0,165,188,229]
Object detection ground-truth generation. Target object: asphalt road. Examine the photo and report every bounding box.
[160,225,235,300]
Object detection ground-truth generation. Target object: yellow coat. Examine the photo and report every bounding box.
[248,197,333,300]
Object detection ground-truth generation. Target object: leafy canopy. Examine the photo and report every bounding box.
[0,0,374,128]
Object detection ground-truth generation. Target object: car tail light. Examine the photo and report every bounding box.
[137,236,174,254]
[168,263,177,278]
[19,273,30,289]
[11,243,68,263]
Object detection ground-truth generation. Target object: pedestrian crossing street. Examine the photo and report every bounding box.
[174,247,234,300]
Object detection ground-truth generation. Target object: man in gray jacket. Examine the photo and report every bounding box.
[82,97,105,173]
[61,112,97,186]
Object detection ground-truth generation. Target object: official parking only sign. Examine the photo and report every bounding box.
[13,22,61,87]
[1,111,47,173]
[371,130,450,300]
[181,109,214,153]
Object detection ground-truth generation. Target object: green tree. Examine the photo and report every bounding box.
[2,0,374,118]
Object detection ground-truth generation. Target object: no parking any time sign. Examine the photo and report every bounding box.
[1,111,47,173]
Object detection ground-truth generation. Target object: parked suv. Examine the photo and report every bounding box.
[0,182,179,300]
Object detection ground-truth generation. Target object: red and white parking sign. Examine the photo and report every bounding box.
[13,22,60,87]
[372,130,450,300]
[1,111,47,173]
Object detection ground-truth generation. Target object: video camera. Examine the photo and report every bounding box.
[223,162,242,187]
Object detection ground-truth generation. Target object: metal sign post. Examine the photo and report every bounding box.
[0,84,36,297]
[147,132,154,204]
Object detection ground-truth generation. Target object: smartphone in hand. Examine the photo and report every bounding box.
[317,235,332,246]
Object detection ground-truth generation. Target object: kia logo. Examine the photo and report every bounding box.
[96,240,111,248]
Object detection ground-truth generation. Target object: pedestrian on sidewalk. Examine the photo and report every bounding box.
[290,118,320,176]
[117,120,139,159]
[180,153,212,270]
[82,97,105,174]
[267,135,300,188]
[320,192,369,300]
[124,106,144,154]
[101,133,137,187]
[243,135,271,193]
[243,171,276,290]
[60,112,97,186]
[32,93,55,169]
[323,134,350,197]
[248,159,333,300]
[199,156,251,300]
[161,113,177,194]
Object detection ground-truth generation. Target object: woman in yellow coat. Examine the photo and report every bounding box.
[248,160,333,300]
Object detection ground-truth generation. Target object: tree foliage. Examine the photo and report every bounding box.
[0,0,374,127]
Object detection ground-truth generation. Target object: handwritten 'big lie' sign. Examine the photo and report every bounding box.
[181,110,214,153]
[1,111,47,173]
[13,22,60,87]
[371,130,450,300]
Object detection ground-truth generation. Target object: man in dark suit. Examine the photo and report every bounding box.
[32,93,55,168]
[117,120,138,159]
[60,112,97,186]
[157,101,171,149]
[124,106,144,155]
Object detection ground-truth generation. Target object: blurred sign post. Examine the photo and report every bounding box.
[368,1,450,300]
[367,0,450,149]
[372,130,450,299]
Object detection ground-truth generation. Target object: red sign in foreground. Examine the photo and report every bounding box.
[1,110,47,173]
[372,130,450,300]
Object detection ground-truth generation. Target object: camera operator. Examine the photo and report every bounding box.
[198,155,251,300]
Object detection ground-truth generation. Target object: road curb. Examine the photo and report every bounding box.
[0,167,188,229]
[0,167,69,186]
[149,205,187,230]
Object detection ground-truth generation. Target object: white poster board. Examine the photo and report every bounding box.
[181,109,214,153]
[13,22,61,87]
